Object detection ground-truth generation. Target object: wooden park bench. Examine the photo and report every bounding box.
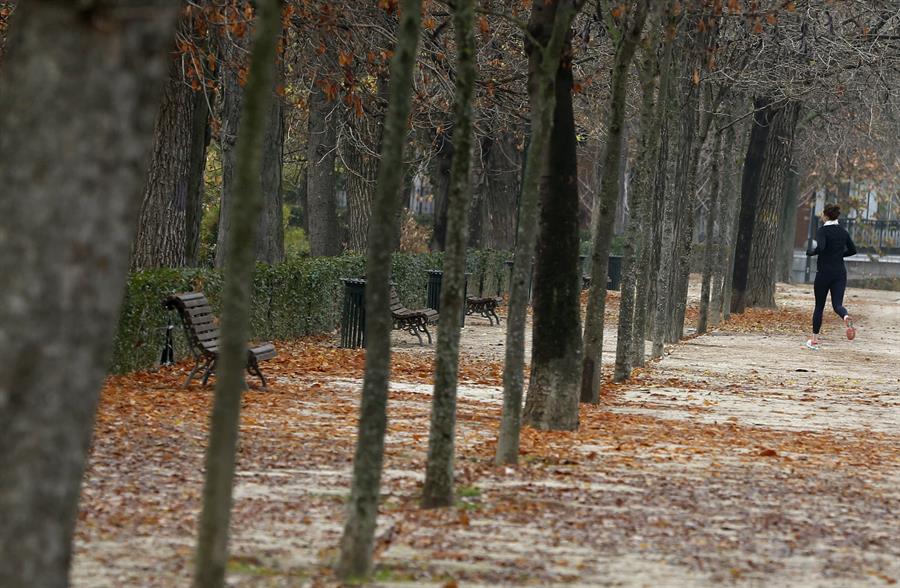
[465,296,502,325]
[164,292,277,389]
[390,286,438,345]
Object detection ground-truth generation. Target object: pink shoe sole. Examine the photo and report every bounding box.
[846,319,856,340]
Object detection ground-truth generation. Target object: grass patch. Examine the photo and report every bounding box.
[227,555,308,579]
[457,485,481,498]
[372,566,418,583]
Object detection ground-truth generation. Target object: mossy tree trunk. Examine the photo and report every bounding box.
[421,0,476,509]
[718,116,743,322]
[614,6,667,381]
[580,0,650,403]
[522,9,583,431]
[495,0,583,464]
[0,3,177,587]
[698,127,722,334]
[192,1,281,586]
[336,0,422,579]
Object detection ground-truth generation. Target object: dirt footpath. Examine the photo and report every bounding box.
[72,281,899,587]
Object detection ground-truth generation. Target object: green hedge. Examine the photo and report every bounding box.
[111,250,513,374]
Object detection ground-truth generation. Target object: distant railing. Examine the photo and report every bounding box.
[839,219,900,254]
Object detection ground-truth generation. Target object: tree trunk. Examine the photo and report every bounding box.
[522,13,583,431]
[192,2,280,587]
[256,63,285,264]
[730,96,774,313]
[214,25,248,268]
[698,128,722,334]
[421,0,476,509]
[718,118,742,322]
[430,128,453,251]
[344,136,378,252]
[776,162,801,283]
[709,105,740,326]
[745,101,800,307]
[614,17,665,381]
[337,0,421,579]
[580,1,649,403]
[479,131,521,250]
[186,85,212,266]
[495,0,581,464]
[343,78,386,253]
[644,105,671,359]
[0,4,176,587]
[132,46,210,270]
[614,125,630,235]
[306,81,341,255]
[667,70,702,344]
[651,63,679,358]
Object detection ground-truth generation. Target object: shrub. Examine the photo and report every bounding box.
[110,250,511,374]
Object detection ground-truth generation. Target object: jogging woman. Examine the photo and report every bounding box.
[805,203,857,350]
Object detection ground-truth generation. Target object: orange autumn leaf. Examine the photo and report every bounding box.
[479,16,490,35]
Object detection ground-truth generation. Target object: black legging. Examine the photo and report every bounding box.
[813,271,848,334]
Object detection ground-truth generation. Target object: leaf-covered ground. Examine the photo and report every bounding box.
[73,282,900,587]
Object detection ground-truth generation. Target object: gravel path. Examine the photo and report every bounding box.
[72,281,900,587]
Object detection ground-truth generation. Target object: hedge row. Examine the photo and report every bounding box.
[111,250,512,374]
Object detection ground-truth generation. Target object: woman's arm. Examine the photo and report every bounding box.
[806,226,826,256]
[844,233,857,257]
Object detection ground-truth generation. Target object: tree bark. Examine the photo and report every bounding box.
[730,96,774,313]
[651,60,679,358]
[343,78,386,253]
[214,25,247,268]
[192,2,280,587]
[580,1,649,403]
[645,103,671,359]
[337,0,422,579]
[745,101,800,307]
[421,0,476,509]
[667,67,704,344]
[131,43,211,270]
[306,81,341,255]
[429,128,453,251]
[0,3,177,587]
[614,13,666,381]
[495,0,582,464]
[256,58,285,264]
[522,12,583,431]
[186,84,212,266]
[776,162,801,283]
[698,128,722,334]
[718,118,742,322]
[479,131,521,250]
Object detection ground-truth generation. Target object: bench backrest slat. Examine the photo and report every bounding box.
[165,292,220,359]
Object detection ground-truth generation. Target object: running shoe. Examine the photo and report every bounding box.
[845,317,856,341]
[805,340,820,351]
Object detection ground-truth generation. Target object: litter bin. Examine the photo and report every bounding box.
[607,255,623,291]
[426,269,443,311]
[579,254,589,290]
[340,278,367,348]
[424,269,467,327]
